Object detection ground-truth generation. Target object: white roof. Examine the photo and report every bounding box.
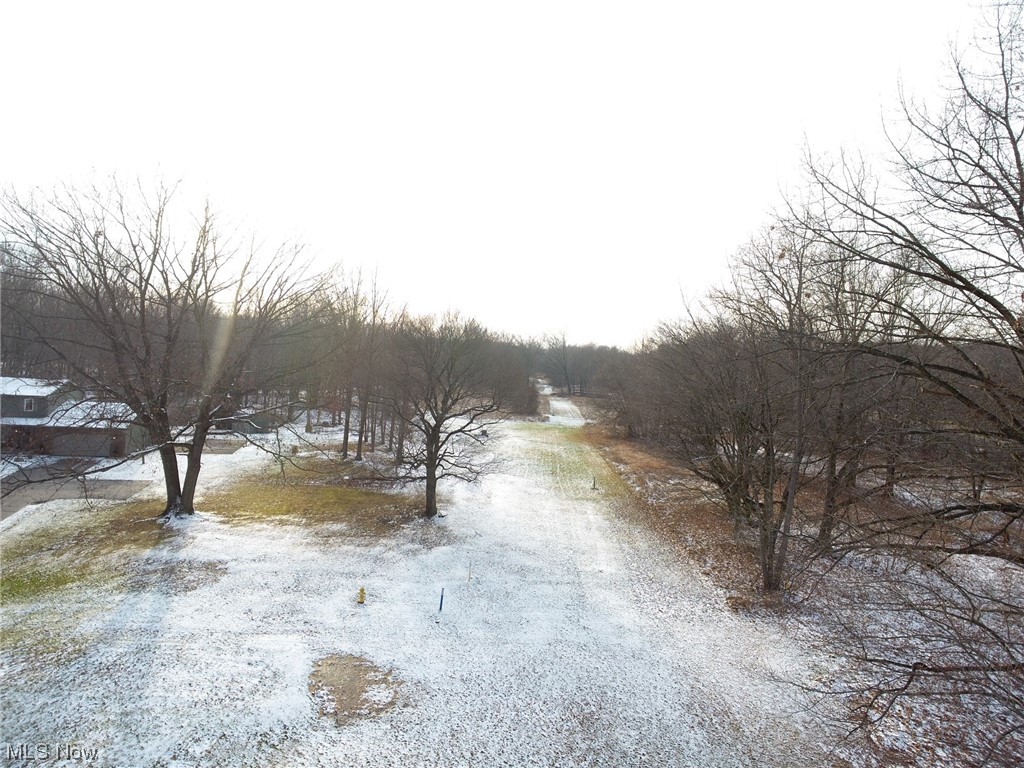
[0,376,72,397]
[1,399,137,430]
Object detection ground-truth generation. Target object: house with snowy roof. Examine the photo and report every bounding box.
[0,377,148,458]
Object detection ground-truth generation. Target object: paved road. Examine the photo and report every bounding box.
[0,440,245,519]
[0,465,152,519]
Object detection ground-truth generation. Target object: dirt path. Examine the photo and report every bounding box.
[0,398,836,767]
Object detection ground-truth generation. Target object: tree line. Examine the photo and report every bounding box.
[0,183,538,519]
[3,2,1022,761]
[597,4,1023,762]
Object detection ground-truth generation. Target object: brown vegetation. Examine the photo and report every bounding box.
[309,654,402,726]
[575,408,760,599]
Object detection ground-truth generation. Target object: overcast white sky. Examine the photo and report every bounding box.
[4,1,982,348]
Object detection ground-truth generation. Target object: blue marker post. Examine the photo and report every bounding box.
[439,587,445,613]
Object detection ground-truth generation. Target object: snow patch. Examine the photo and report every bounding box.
[1,406,837,766]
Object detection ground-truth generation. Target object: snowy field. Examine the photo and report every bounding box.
[1,398,840,767]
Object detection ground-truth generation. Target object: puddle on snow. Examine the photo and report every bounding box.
[309,654,401,725]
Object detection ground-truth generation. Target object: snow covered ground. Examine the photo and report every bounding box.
[1,398,839,767]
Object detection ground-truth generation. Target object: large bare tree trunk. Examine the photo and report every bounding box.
[770,440,802,590]
[423,431,440,517]
[425,464,438,518]
[395,403,407,463]
[819,451,839,549]
[177,409,213,516]
[372,403,379,447]
[356,388,369,460]
[158,442,182,516]
[341,385,353,458]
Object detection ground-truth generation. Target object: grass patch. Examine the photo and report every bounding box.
[0,612,92,662]
[84,501,170,556]
[1,568,80,602]
[200,481,422,536]
[269,453,389,480]
[523,423,630,501]
[1,500,172,601]
[0,471,423,663]
[0,500,175,663]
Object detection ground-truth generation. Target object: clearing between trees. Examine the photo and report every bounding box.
[1,396,848,768]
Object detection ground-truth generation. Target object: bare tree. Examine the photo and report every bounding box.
[385,314,506,518]
[794,1,1024,572]
[800,2,1024,466]
[789,5,1024,759]
[543,332,574,395]
[1,181,317,517]
[350,279,390,461]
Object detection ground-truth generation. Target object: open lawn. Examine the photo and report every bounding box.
[1,399,847,767]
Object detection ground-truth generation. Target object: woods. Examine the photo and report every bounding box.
[0,187,536,519]
[2,2,1023,765]
[1,183,319,516]
[603,5,1024,763]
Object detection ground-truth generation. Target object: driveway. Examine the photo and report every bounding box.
[0,462,152,519]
